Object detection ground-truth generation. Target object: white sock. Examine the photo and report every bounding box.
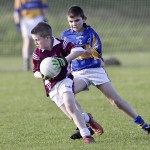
[82,113,90,123]
[80,128,91,137]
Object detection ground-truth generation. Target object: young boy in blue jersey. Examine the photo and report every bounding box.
[61,5,150,139]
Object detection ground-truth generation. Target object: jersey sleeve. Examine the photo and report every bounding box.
[62,40,76,55]
[32,50,41,73]
[92,29,102,54]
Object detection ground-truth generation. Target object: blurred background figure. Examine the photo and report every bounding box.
[13,0,48,71]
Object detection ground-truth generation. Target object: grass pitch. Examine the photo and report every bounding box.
[0,1,150,149]
[0,54,150,150]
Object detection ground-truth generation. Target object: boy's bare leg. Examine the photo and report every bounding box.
[97,82,137,118]
[61,92,95,143]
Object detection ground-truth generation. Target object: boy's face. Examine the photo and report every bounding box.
[67,16,85,33]
[31,34,53,50]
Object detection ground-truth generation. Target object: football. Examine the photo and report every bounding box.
[40,57,61,79]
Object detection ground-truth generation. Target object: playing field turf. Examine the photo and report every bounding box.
[0,54,150,150]
[0,0,150,149]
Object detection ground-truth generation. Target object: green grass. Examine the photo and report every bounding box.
[0,1,150,149]
[0,55,150,150]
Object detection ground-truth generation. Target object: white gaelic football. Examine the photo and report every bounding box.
[40,57,61,79]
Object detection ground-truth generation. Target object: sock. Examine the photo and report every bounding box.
[82,113,90,123]
[80,128,91,137]
[133,115,148,129]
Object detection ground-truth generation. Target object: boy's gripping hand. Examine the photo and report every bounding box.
[34,71,42,79]
[52,57,68,68]
[41,74,52,80]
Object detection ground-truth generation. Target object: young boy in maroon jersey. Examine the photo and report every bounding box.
[31,22,103,143]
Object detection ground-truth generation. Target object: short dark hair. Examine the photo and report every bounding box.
[67,5,86,19]
[31,22,52,38]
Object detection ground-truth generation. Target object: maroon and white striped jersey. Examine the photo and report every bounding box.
[32,37,74,96]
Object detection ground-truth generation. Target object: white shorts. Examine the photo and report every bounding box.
[72,67,110,90]
[48,78,73,107]
[20,16,44,38]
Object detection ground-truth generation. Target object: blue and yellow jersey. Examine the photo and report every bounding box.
[14,0,48,19]
[62,23,103,71]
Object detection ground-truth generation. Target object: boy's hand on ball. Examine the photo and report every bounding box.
[41,73,51,80]
[52,57,68,68]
